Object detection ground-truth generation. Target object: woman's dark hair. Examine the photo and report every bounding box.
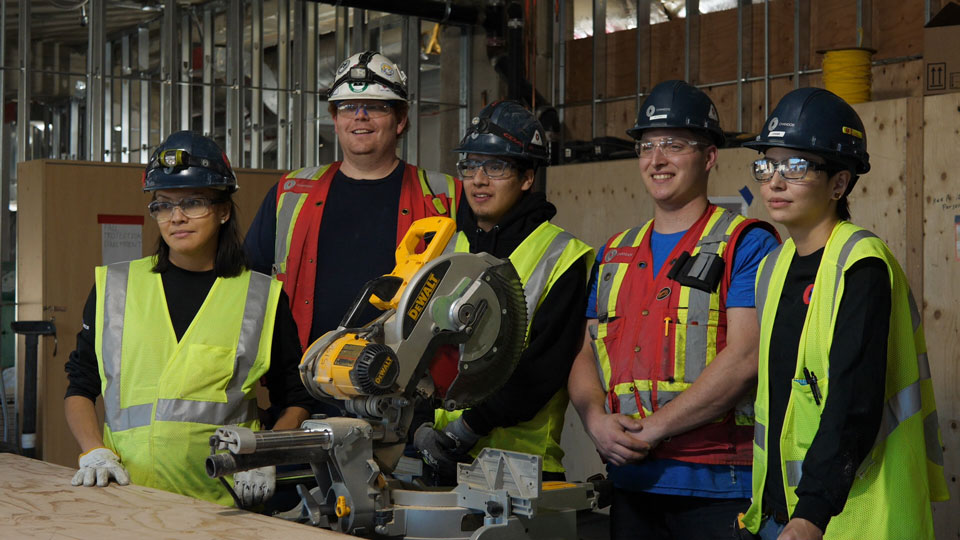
[152,194,248,277]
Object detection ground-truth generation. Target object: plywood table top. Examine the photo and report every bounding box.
[0,453,349,539]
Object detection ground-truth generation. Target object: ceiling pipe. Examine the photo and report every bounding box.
[305,0,481,26]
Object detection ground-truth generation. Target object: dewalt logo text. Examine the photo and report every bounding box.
[407,273,439,321]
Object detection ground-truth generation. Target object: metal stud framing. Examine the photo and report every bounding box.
[17,0,30,163]
[251,0,264,168]
[202,7,214,137]
[121,35,131,163]
[138,26,150,163]
[160,0,177,140]
[103,40,112,161]
[277,0,290,169]
[403,16,421,164]
[225,0,243,165]
[180,11,192,131]
[87,0,105,161]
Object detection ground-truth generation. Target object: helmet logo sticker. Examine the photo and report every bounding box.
[842,126,864,139]
[349,82,369,93]
[531,130,544,147]
[380,63,394,77]
[768,117,779,131]
[646,105,656,117]
[708,105,719,122]
[649,113,668,120]
[768,130,786,138]
[336,58,350,75]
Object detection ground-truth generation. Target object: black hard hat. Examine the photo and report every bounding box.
[744,88,870,178]
[455,100,549,165]
[143,131,238,193]
[627,80,724,146]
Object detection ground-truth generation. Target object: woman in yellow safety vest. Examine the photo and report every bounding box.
[64,131,311,507]
[736,88,948,540]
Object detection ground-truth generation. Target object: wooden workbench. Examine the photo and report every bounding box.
[0,453,349,539]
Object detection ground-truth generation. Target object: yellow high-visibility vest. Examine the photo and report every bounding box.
[744,221,949,538]
[95,256,281,505]
[434,222,594,473]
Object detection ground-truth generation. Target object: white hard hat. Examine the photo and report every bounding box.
[328,51,408,102]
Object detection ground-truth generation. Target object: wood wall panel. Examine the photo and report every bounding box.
[16,160,282,468]
[921,92,960,540]
[699,7,739,85]
[650,18,685,86]
[874,0,924,59]
[847,98,908,262]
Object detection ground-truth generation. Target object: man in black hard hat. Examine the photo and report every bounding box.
[568,81,780,539]
[414,101,594,485]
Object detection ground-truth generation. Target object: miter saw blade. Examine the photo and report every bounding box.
[438,257,527,410]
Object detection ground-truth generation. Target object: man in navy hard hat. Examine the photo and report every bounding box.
[414,101,594,485]
[568,80,780,539]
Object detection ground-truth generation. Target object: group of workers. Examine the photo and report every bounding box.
[61,49,947,540]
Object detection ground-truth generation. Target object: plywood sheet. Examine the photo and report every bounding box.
[0,453,345,539]
[921,92,960,540]
[847,98,908,263]
[16,160,283,468]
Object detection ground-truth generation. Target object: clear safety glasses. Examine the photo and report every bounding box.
[752,157,830,183]
[148,197,224,223]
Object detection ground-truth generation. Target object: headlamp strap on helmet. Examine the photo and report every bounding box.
[331,51,407,100]
[150,148,233,179]
[468,116,527,152]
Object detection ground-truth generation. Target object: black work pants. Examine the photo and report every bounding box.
[610,488,749,540]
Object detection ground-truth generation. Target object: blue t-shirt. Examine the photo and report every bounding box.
[586,224,780,498]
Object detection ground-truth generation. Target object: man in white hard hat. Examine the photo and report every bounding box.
[245,51,462,362]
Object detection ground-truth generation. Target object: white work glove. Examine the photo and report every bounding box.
[71,447,130,487]
[233,465,276,507]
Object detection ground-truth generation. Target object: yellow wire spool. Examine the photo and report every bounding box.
[821,47,874,104]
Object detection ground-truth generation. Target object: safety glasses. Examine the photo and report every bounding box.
[335,101,394,118]
[752,157,830,183]
[148,197,225,223]
[456,158,518,179]
[635,137,703,158]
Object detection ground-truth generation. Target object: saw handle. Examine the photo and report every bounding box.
[371,217,456,309]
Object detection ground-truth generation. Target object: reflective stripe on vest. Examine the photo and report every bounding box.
[273,165,331,276]
[101,265,270,430]
[418,169,458,216]
[595,225,645,317]
[522,230,577,320]
[102,262,152,431]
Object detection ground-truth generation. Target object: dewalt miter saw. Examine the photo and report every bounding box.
[206,217,598,538]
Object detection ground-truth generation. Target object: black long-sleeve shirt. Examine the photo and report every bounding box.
[763,249,890,531]
[64,264,314,414]
[456,191,590,435]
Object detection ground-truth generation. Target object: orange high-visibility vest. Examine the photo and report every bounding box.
[273,162,461,347]
[593,205,777,465]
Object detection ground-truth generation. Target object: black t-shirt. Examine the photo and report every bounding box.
[243,162,405,343]
[64,264,312,414]
[763,248,890,531]
[309,164,403,339]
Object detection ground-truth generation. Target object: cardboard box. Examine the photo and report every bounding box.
[924,2,960,95]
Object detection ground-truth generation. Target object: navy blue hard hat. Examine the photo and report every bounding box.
[455,100,549,164]
[143,131,238,193]
[744,88,870,177]
[627,80,724,146]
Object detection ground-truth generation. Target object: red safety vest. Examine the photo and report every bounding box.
[594,205,777,465]
[273,161,461,347]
